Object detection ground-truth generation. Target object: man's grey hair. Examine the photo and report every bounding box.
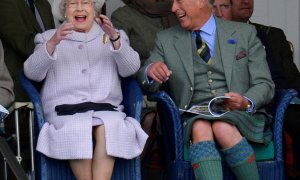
[52,0,105,21]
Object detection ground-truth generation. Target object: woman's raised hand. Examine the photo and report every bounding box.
[95,14,118,40]
[46,22,74,55]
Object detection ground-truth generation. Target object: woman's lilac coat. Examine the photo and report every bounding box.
[24,22,148,160]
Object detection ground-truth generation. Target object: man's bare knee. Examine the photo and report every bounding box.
[191,120,213,143]
[212,121,242,148]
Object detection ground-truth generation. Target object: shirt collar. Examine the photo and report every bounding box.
[200,14,216,36]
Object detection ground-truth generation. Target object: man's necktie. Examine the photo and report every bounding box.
[28,0,36,16]
[195,30,212,64]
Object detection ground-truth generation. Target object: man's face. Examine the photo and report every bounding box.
[231,0,253,22]
[212,0,232,20]
[171,0,203,30]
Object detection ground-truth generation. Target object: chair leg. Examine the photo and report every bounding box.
[0,137,28,179]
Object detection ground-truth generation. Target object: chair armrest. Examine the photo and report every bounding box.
[272,89,297,161]
[121,77,143,122]
[19,70,45,130]
[148,91,184,161]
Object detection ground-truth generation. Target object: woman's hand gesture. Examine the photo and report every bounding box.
[46,22,74,55]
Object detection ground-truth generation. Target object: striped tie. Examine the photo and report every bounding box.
[195,30,212,64]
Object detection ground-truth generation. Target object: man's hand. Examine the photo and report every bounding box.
[223,92,250,111]
[147,61,172,84]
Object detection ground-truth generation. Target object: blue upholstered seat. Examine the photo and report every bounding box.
[148,89,297,180]
[20,71,143,180]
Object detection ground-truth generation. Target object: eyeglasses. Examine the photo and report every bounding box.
[66,0,94,9]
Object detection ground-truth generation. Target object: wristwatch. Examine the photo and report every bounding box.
[110,32,120,42]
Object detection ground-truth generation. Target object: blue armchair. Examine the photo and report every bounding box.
[19,71,143,180]
[148,89,297,180]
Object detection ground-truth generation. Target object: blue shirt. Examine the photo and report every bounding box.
[193,14,216,57]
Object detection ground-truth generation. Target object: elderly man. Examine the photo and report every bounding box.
[137,0,274,179]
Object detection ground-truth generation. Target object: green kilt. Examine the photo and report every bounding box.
[183,110,273,146]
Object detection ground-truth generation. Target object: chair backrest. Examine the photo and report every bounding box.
[19,71,143,180]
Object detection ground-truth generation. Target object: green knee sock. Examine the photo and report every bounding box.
[189,141,222,180]
[222,138,259,180]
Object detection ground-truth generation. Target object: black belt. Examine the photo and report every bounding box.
[55,102,117,116]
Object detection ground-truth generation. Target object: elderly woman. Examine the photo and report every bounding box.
[23,0,148,179]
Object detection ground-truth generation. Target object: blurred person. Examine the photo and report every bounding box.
[111,0,178,132]
[24,0,148,179]
[231,0,300,178]
[137,0,274,179]
[111,2,178,178]
[0,40,14,109]
[0,0,55,102]
[111,0,178,66]
[0,0,55,174]
[210,0,232,20]
[0,39,14,179]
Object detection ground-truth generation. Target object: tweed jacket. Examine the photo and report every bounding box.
[252,23,300,98]
[0,0,55,101]
[24,22,148,159]
[137,17,274,113]
[0,40,14,108]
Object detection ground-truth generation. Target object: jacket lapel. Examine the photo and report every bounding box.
[173,27,194,86]
[215,18,237,89]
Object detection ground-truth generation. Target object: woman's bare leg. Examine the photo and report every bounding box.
[93,125,115,180]
[69,159,92,180]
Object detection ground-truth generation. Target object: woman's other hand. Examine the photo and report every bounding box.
[95,14,120,49]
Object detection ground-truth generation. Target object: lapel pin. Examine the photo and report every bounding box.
[227,39,236,44]
[103,34,108,44]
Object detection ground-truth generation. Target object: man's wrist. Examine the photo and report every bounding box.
[243,96,255,112]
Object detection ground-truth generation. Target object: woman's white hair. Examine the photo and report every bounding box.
[52,0,105,21]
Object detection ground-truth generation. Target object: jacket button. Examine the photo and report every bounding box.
[82,69,87,74]
[184,105,188,109]
[78,44,84,49]
[190,87,193,91]
[208,79,213,83]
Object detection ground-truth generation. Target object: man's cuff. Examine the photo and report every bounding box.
[243,96,255,112]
